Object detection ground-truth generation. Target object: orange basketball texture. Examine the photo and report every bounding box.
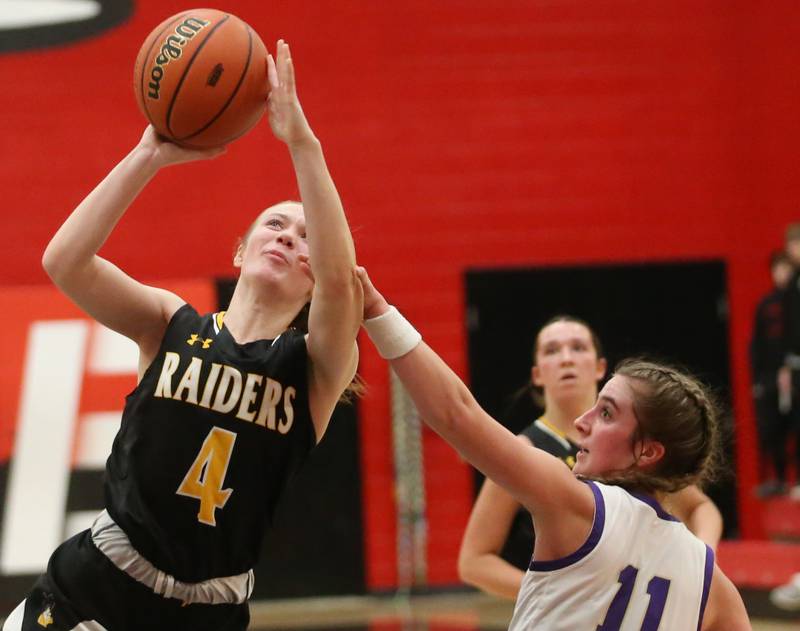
[133,9,268,148]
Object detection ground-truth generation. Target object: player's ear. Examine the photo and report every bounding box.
[531,364,542,387]
[233,243,244,268]
[636,439,665,469]
[596,357,607,381]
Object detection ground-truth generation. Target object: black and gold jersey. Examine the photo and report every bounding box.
[499,418,579,570]
[105,304,315,583]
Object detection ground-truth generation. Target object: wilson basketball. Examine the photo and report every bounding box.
[133,9,268,148]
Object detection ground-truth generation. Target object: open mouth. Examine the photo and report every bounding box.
[560,373,577,382]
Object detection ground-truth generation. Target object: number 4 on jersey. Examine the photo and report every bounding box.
[177,427,237,526]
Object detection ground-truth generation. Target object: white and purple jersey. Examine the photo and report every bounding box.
[509,481,714,631]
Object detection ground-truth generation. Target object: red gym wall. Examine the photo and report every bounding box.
[1,1,799,590]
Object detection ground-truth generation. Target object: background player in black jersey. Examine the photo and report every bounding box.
[457,316,723,600]
[3,41,361,631]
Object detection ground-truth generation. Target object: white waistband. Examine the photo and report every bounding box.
[90,510,254,605]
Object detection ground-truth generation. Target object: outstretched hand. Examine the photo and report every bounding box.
[136,125,226,168]
[356,266,390,320]
[266,40,315,146]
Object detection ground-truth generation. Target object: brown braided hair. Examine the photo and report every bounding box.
[590,358,722,494]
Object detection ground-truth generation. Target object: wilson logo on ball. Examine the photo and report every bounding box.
[147,16,211,100]
[134,8,268,148]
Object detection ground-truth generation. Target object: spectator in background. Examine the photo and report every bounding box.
[768,222,800,612]
[782,222,800,500]
[751,250,794,498]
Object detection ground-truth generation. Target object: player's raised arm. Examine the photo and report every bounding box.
[42,127,224,360]
[266,40,362,440]
[357,267,593,521]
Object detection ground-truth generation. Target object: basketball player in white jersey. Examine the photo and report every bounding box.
[357,267,750,630]
[458,316,723,601]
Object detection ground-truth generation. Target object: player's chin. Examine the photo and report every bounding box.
[248,266,281,283]
[246,268,293,293]
[572,451,590,475]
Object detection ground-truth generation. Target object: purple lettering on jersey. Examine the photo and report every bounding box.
[697,545,715,631]
[597,565,638,630]
[528,480,605,571]
[643,576,671,630]
[597,566,672,631]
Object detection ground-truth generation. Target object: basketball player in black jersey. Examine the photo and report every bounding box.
[4,41,362,631]
[457,316,723,600]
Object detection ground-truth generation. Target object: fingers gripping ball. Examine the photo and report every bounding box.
[134,9,268,148]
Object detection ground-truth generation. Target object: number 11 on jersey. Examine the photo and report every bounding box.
[177,426,237,526]
[597,565,671,631]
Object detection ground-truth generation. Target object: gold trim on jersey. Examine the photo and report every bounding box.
[534,418,577,469]
[534,417,573,452]
[211,310,282,347]
[213,311,227,335]
[539,417,568,439]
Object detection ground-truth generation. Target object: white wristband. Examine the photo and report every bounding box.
[363,305,422,359]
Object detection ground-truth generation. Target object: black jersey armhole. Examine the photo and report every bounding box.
[287,330,316,450]
[123,303,198,400]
